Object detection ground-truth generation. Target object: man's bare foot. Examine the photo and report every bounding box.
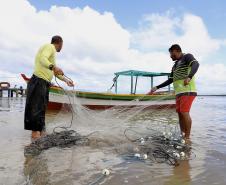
[184,138,192,145]
[31,131,41,141]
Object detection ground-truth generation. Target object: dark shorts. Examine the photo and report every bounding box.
[176,95,196,113]
[24,75,50,132]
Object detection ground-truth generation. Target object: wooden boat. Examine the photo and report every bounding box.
[21,70,175,110]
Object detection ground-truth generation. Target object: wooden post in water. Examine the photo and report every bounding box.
[0,82,27,97]
[8,89,10,98]
[10,89,13,97]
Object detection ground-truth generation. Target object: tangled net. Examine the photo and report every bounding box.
[24,130,89,156]
[24,77,194,168]
[124,128,194,166]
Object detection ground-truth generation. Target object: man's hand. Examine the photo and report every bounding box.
[184,77,191,86]
[65,79,74,87]
[147,86,157,95]
[53,66,64,76]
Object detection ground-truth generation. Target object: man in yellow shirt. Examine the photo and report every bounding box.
[24,36,74,140]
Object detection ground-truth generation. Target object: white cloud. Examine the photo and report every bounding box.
[131,12,180,51]
[0,0,225,94]
[197,63,226,94]
[132,13,221,60]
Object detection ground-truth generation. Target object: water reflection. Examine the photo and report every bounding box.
[164,160,191,185]
[0,97,25,112]
[24,153,50,185]
[0,98,10,111]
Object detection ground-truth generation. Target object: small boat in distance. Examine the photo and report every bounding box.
[21,70,175,110]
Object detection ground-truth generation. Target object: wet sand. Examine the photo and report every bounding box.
[0,96,226,185]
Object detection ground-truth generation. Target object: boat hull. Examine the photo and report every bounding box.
[20,74,176,110]
[48,87,176,110]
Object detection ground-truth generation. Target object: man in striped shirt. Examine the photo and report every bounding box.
[148,44,199,140]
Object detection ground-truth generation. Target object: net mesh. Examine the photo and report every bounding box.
[25,79,194,166]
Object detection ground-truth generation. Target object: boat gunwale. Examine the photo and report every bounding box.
[49,88,175,101]
[21,73,175,100]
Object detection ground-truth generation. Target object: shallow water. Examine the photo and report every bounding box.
[0,96,226,185]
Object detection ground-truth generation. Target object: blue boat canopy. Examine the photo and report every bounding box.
[114,70,170,77]
[112,70,171,94]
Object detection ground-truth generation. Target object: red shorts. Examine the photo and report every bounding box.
[176,96,196,113]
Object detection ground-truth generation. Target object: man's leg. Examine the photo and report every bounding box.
[179,112,192,139]
[25,76,49,140]
[177,96,195,139]
[176,97,186,136]
[178,113,186,136]
[40,83,50,137]
[24,76,41,140]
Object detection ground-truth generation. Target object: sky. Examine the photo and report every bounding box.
[0,0,226,94]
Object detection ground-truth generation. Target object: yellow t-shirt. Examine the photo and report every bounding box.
[33,44,63,82]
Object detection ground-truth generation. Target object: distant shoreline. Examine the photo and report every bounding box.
[198,95,226,96]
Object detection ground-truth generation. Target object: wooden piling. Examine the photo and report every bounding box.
[0,82,26,97]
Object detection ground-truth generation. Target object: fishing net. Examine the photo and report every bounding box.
[25,77,195,167]
[24,130,89,156]
[123,127,194,166]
